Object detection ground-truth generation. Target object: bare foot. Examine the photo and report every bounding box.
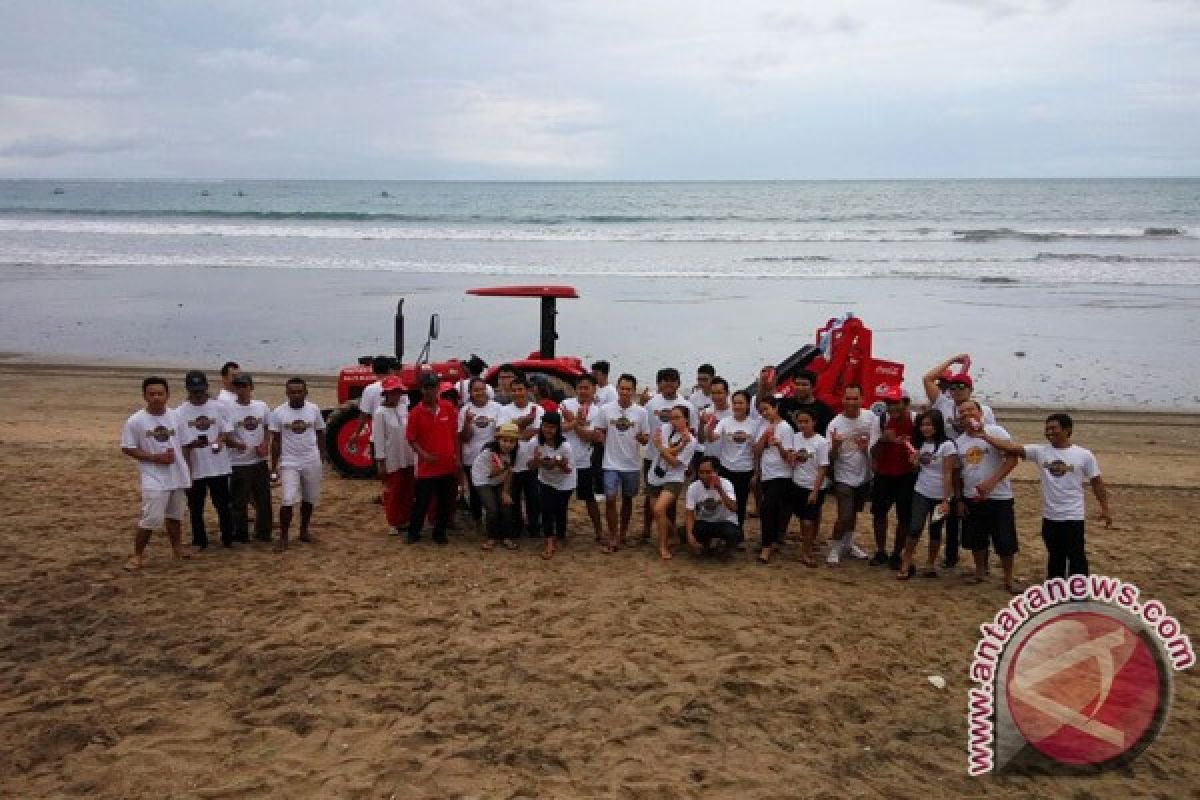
[123,556,142,572]
[481,540,496,551]
[659,548,673,560]
[172,549,192,560]
[273,541,288,553]
[542,540,556,560]
[298,531,312,543]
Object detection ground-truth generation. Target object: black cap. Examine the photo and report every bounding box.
[419,372,439,388]
[184,370,209,391]
[232,373,253,387]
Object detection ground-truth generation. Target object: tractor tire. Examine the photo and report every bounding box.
[325,404,376,479]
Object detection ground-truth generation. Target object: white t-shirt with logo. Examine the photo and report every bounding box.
[1024,443,1100,521]
[685,477,738,524]
[471,447,512,487]
[497,401,544,472]
[372,403,414,473]
[597,402,649,472]
[227,399,270,467]
[791,432,831,490]
[758,420,795,481]
[647,424,697,486]
[643,393,695,462]
[827,412,881,488]
[176,399,233,479]
[459,400,503,468]
[120,408,191,491]
[270,401,326,469]
[217,388,237,407]
[559,397,602,468]
[714,415,762,473]
[915,440,957,499]
[534,440,576,491]
[934,393,996,440]
[701,406,733,463]
[954,425,1014,501]
[594,384,618,407]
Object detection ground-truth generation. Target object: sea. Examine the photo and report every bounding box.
[1,179,1198,408]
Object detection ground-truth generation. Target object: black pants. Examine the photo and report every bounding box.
[590,443,605,494]
[511,470,541,536]
[760,478,792,547]
[230,462,272,540]
[688,520,744,549]
[943,497,962,566]
[463,466,484,521]
[409,474,458,541]
[1042,519,1088,580]
[539,482,572,540]
[718,467,754,527]
[187,475,234,548]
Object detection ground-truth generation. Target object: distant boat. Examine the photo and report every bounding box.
[235,190,246,197]
[52,188,65,195]
[380,191,390,198]
[200,190,210,197]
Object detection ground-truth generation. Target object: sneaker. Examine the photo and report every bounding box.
[868,550,888,566]
[826,548,841,566]
[849,544,869,560]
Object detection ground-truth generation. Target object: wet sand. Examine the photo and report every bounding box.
[1,363,1198,798]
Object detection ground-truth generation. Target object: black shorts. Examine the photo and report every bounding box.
[575,467,598,501]
[871,473,916,523]
[791,486,826,521]
[962,498,1019,557]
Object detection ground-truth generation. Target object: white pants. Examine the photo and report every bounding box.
[140,488,186,530]
[280,464,322,507]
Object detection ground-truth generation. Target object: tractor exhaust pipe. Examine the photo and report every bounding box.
[394,298,405,366]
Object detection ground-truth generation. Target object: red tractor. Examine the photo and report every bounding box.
[324,285,589,478]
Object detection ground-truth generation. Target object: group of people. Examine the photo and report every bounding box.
[121,353,1114,591]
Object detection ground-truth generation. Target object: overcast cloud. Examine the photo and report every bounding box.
[0,0,1196,179]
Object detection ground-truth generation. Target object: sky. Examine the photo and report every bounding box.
[0,0,1197,180]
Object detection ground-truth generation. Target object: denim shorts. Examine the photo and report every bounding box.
[603,469,640,498]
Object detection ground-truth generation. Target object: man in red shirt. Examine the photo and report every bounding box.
[870,386,917,571]
[406,372,460,544]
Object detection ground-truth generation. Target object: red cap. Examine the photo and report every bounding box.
[947,373,973,389]
[381,375,407,392]
[879,384,904,403]
[937,368,956,385]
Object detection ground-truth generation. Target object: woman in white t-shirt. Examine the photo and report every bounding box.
[459,378,503,535]
[899,409,956,580]
[713,390,759,529]
[534,411,575,559]
[754,396,795,563]
[789,408,830,567]
[648,405,698,560]
[472,422,520,551]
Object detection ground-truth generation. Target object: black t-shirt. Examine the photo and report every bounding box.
[778,397,835,436]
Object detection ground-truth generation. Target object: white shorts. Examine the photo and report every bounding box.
[140,488,186,530]
[280,465,322,507]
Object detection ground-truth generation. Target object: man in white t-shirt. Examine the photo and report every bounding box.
[216,361,240,406]
[683,456,743,554]
[596,373,650,550]
[458,376,502,533]
[982,412,1111,581]
[352,355,394,448]
[825,384,880,565]
[120,376,193,570]
[373,375,415,536]
[922,354,997,569]
[226,373,273,542]
[950,399,1020,592]
[560,374,606,542]
[177,370,235,549]
[269,377,327,551]
[497,374,544,537]
[589,360,617,495]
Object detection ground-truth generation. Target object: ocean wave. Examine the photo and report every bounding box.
[953,226,1186,242]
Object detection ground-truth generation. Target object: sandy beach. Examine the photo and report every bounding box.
[1,362,1198,799]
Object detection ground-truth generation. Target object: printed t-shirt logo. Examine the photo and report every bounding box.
[289,419,311,434]
[239,415,261,431]
[964,445,987,466]
[795,447,811,464]
[473,415,492,429]
[657,408,672,423]
[147,425,173,443]
[1045,459,1075,478]
[189,415,215,431]
[701,495,719,512]
[613,415,633,432]
[731,430,749,445]
[918,450,934,467]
